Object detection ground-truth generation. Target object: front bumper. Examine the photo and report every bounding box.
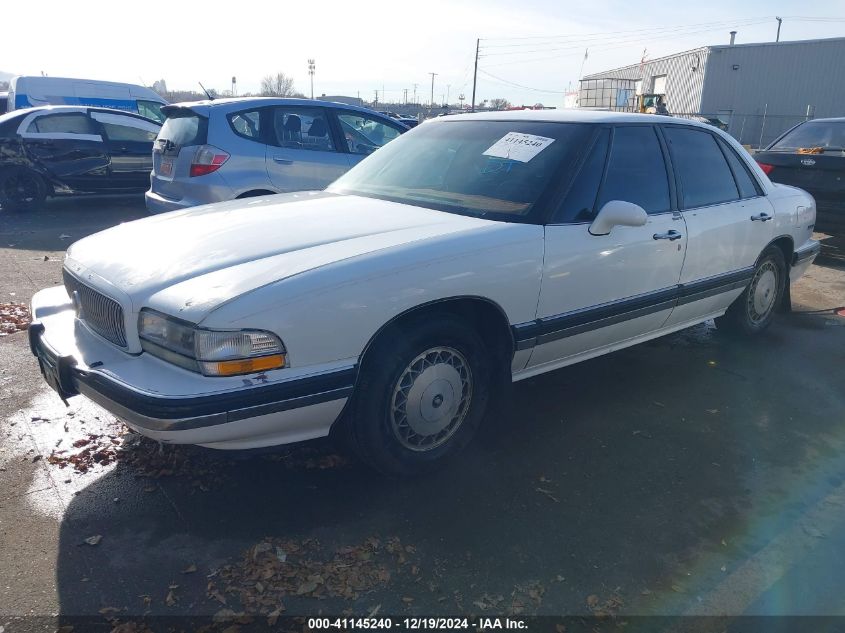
[29,287,354,449]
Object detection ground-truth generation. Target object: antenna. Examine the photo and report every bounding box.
[198,82,214,100]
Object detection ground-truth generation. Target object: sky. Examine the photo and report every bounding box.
[3,0,845,108]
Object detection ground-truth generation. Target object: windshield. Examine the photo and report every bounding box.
[769,120,845,151]
[328,119,592,221]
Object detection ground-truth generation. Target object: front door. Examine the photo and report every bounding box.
[265,106,352,192]
[20,110,110,192]
[660,126,775,327]
[526,125,686,371]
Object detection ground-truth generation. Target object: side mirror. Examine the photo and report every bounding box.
[588,200,648,236]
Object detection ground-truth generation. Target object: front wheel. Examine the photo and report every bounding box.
[716,246,786,335]
[0,168,47,212]
[346,315,492,476]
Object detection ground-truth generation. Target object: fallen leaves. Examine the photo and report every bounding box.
[586,591,624,617]
[0,302,30,336]
[84,535,102,546]
[208,536,415,617]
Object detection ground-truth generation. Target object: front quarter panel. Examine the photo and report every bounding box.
[201,223,545,371]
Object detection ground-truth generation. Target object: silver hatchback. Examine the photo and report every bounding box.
[145,97,407,213]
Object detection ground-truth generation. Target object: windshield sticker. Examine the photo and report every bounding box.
[483,132,555,163]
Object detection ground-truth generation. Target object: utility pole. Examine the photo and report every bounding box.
[428,72,438,107]
[446,84,451,106]
[776,16,782,42]
[413,83,418,105]
[374,89,379,106]
[471,38,480,112]
[459,93,465,110]
[307,59,315,99]
[403,88,408,104]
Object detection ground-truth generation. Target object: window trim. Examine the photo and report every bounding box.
[19,111,102,141]
[661,124,747,212]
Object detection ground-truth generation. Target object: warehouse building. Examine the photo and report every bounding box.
[578,36,845,147]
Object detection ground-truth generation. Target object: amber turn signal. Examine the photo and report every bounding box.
[200,354,286,377]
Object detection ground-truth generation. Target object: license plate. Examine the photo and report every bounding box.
[159,159,173,177]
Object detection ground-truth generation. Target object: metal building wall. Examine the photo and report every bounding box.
[700,37,845,146]
[580,47,710,113]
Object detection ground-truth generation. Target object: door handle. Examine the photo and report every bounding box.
[272,157,293,165]
[653,230,683,241]
[750,213,773,222]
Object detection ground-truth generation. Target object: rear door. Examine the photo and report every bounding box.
[661,125,773,327]
[19,110,110,192]
[265,105,352,191]
[91,110,159,190]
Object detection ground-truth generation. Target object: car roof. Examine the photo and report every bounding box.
[1,104,154,118]
[794,117,845,123]
[167,96,393,118]
[430,109,718,128]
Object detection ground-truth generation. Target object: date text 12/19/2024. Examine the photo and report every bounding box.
[308,618,528,630]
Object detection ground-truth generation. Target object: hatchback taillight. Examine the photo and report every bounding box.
[756,162,775,175]
[190,145,229,177]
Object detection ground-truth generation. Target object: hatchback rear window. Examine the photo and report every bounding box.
[157,109,208,147]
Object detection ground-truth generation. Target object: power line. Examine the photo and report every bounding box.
[477,69,566,94]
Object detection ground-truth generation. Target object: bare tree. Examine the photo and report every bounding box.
[489,98,511,111]
[260,72,297,97]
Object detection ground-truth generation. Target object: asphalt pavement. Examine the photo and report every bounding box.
[1,196,844,632]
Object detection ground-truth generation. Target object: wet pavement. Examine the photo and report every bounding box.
[1,197,845,630]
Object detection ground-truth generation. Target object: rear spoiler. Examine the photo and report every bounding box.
[161,103,211,118]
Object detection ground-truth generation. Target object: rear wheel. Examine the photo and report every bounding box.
[0,168,47,212]
[346,315,492,476]
[716,246,786,335]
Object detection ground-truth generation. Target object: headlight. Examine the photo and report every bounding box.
[138,309,286,377]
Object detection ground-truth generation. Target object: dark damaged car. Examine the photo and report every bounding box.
[0,105,160,211]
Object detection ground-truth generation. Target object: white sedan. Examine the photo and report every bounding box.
[30,110,820,475]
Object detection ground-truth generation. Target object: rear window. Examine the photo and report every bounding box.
[769,120,845,151]
[157,109,208,147]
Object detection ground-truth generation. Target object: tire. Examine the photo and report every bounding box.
[0,168,47,212]
[715,246,787,335]
[346,314,492,476]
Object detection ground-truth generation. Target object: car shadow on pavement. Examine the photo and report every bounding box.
[49,317,845,626]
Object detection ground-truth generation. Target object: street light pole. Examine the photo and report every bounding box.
[428,72,438,108]
[446,84,450,106]
[775,16,782,42]
[471,38,479,112]
[307,59,315,99]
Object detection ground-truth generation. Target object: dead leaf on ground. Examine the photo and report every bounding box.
[84,535,102,546]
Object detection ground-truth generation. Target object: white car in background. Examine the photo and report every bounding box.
[30,110,819,475]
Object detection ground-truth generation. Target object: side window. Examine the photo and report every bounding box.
[337,113,402,155]
[718,138,761,199]
[597,126,670,214]
[100,122,158,142]
[228,110,262,141]
[91,112,160,142]
[663,127,739,208]
[27,113,96,135]
[137,101,165,123]
[555,128,610,223]
[271,108,335,152]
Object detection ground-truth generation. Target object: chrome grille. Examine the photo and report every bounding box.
[63,269,127,347]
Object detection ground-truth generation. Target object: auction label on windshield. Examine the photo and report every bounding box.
[483,132,555,162]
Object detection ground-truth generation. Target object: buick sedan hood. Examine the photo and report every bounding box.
[65,192,498,320]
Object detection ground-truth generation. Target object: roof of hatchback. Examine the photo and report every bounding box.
[167,96,389,117]
[432,109,709,126]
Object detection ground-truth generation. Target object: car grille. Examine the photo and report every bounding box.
[62,269,127,347]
